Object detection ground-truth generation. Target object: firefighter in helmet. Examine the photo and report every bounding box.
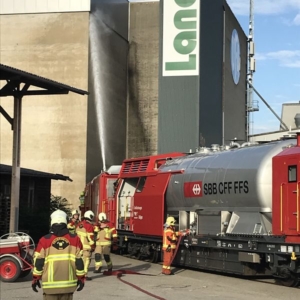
[31,210,85,298]
[162,216,188,275]
[93,212,118,273]
[76,210,95,280]
[67,209,80,234]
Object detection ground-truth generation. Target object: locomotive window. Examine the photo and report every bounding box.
[288,165,297,183]
[136,177,146,193]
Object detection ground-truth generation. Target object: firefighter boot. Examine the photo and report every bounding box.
[93,268,102,274]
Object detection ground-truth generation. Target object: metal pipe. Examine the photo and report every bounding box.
[247,81,289,131]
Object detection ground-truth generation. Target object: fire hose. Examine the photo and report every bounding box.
[103,269,166,300]
[102,235,185,299]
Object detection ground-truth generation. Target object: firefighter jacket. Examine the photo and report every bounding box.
[76,220,95,251]
[94,222,117,246]
[67,219,80,234]
[162,226,182,250]
[32,231,85,295]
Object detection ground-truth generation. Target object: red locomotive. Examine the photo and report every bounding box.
[82,132,300,287]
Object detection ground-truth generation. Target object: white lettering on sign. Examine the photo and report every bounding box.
[134,206,142,210]
[162,0,200,76]
[192,183,201,195]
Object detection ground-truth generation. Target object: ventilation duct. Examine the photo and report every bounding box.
[295,113,300,128]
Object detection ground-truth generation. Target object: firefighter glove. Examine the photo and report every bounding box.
[77,277,85,292]
[32,276,41,292]
[166,245,171,252]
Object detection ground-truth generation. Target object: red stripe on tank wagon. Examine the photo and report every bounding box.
[184,181,203,197]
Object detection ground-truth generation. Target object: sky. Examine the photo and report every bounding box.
[226,0,300,135]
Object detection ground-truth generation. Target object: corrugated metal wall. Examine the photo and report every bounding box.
[223,0,247,143]
[198,0,224,147]
[158,0,200,153]
[158,0,247,152]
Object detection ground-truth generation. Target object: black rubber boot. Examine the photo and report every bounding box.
[93,268,102,274]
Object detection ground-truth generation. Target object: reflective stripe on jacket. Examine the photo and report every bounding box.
[76,220,95,250]
[162,227,181,250]
[95,222,117,246]
[32,232,84,295]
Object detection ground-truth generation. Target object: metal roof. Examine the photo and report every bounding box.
[0,164,73,182]
[0,63,88,97]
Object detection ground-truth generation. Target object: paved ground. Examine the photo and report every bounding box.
[1,254,299,300]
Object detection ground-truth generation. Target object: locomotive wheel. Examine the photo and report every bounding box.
[0,257,21,282]
[148,250,158,263]
[275,269,299,287]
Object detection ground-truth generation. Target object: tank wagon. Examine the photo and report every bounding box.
[83,133,300,287]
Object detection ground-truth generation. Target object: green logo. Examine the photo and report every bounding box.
[163,0,199,76]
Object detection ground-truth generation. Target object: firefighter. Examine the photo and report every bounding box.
[67,209,80,234]
[162,216,188,275]
[93,212,118,273]
[31,209,85,299]
[76,210,95,280]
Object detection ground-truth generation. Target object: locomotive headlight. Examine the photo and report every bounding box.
[280,245,287,252]
[288,246,293,253]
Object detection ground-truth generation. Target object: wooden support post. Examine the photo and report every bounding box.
[9,95,22,233]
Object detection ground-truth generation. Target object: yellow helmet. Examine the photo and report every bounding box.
[98,212,107,222]
[166,216,176,226]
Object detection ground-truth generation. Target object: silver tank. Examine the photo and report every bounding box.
[160,139,296,213]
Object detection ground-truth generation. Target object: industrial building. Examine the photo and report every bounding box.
[249,102,300,143]
[0,0,248,209]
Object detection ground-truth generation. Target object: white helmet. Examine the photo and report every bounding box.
[71,209,79,216]
[51,210,67,226]
[84,210,94,221]
[98,212,107,222]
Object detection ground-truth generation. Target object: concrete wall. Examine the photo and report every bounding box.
[0,0,90,14]
[0,12,89,208]
[127,2,160,158]
[281,103,300,130]
[86,0,128,183]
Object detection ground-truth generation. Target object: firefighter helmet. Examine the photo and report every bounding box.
[165,216,176,226]
[98,212,107,222]
[72,209,79,216]
[51,209,67,225]
[84,210,94,221]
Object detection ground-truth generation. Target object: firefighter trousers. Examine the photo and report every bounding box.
[94,245,112,271]
[162,249,175,275]
[43,293,73,300]
[82,249,92,273]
